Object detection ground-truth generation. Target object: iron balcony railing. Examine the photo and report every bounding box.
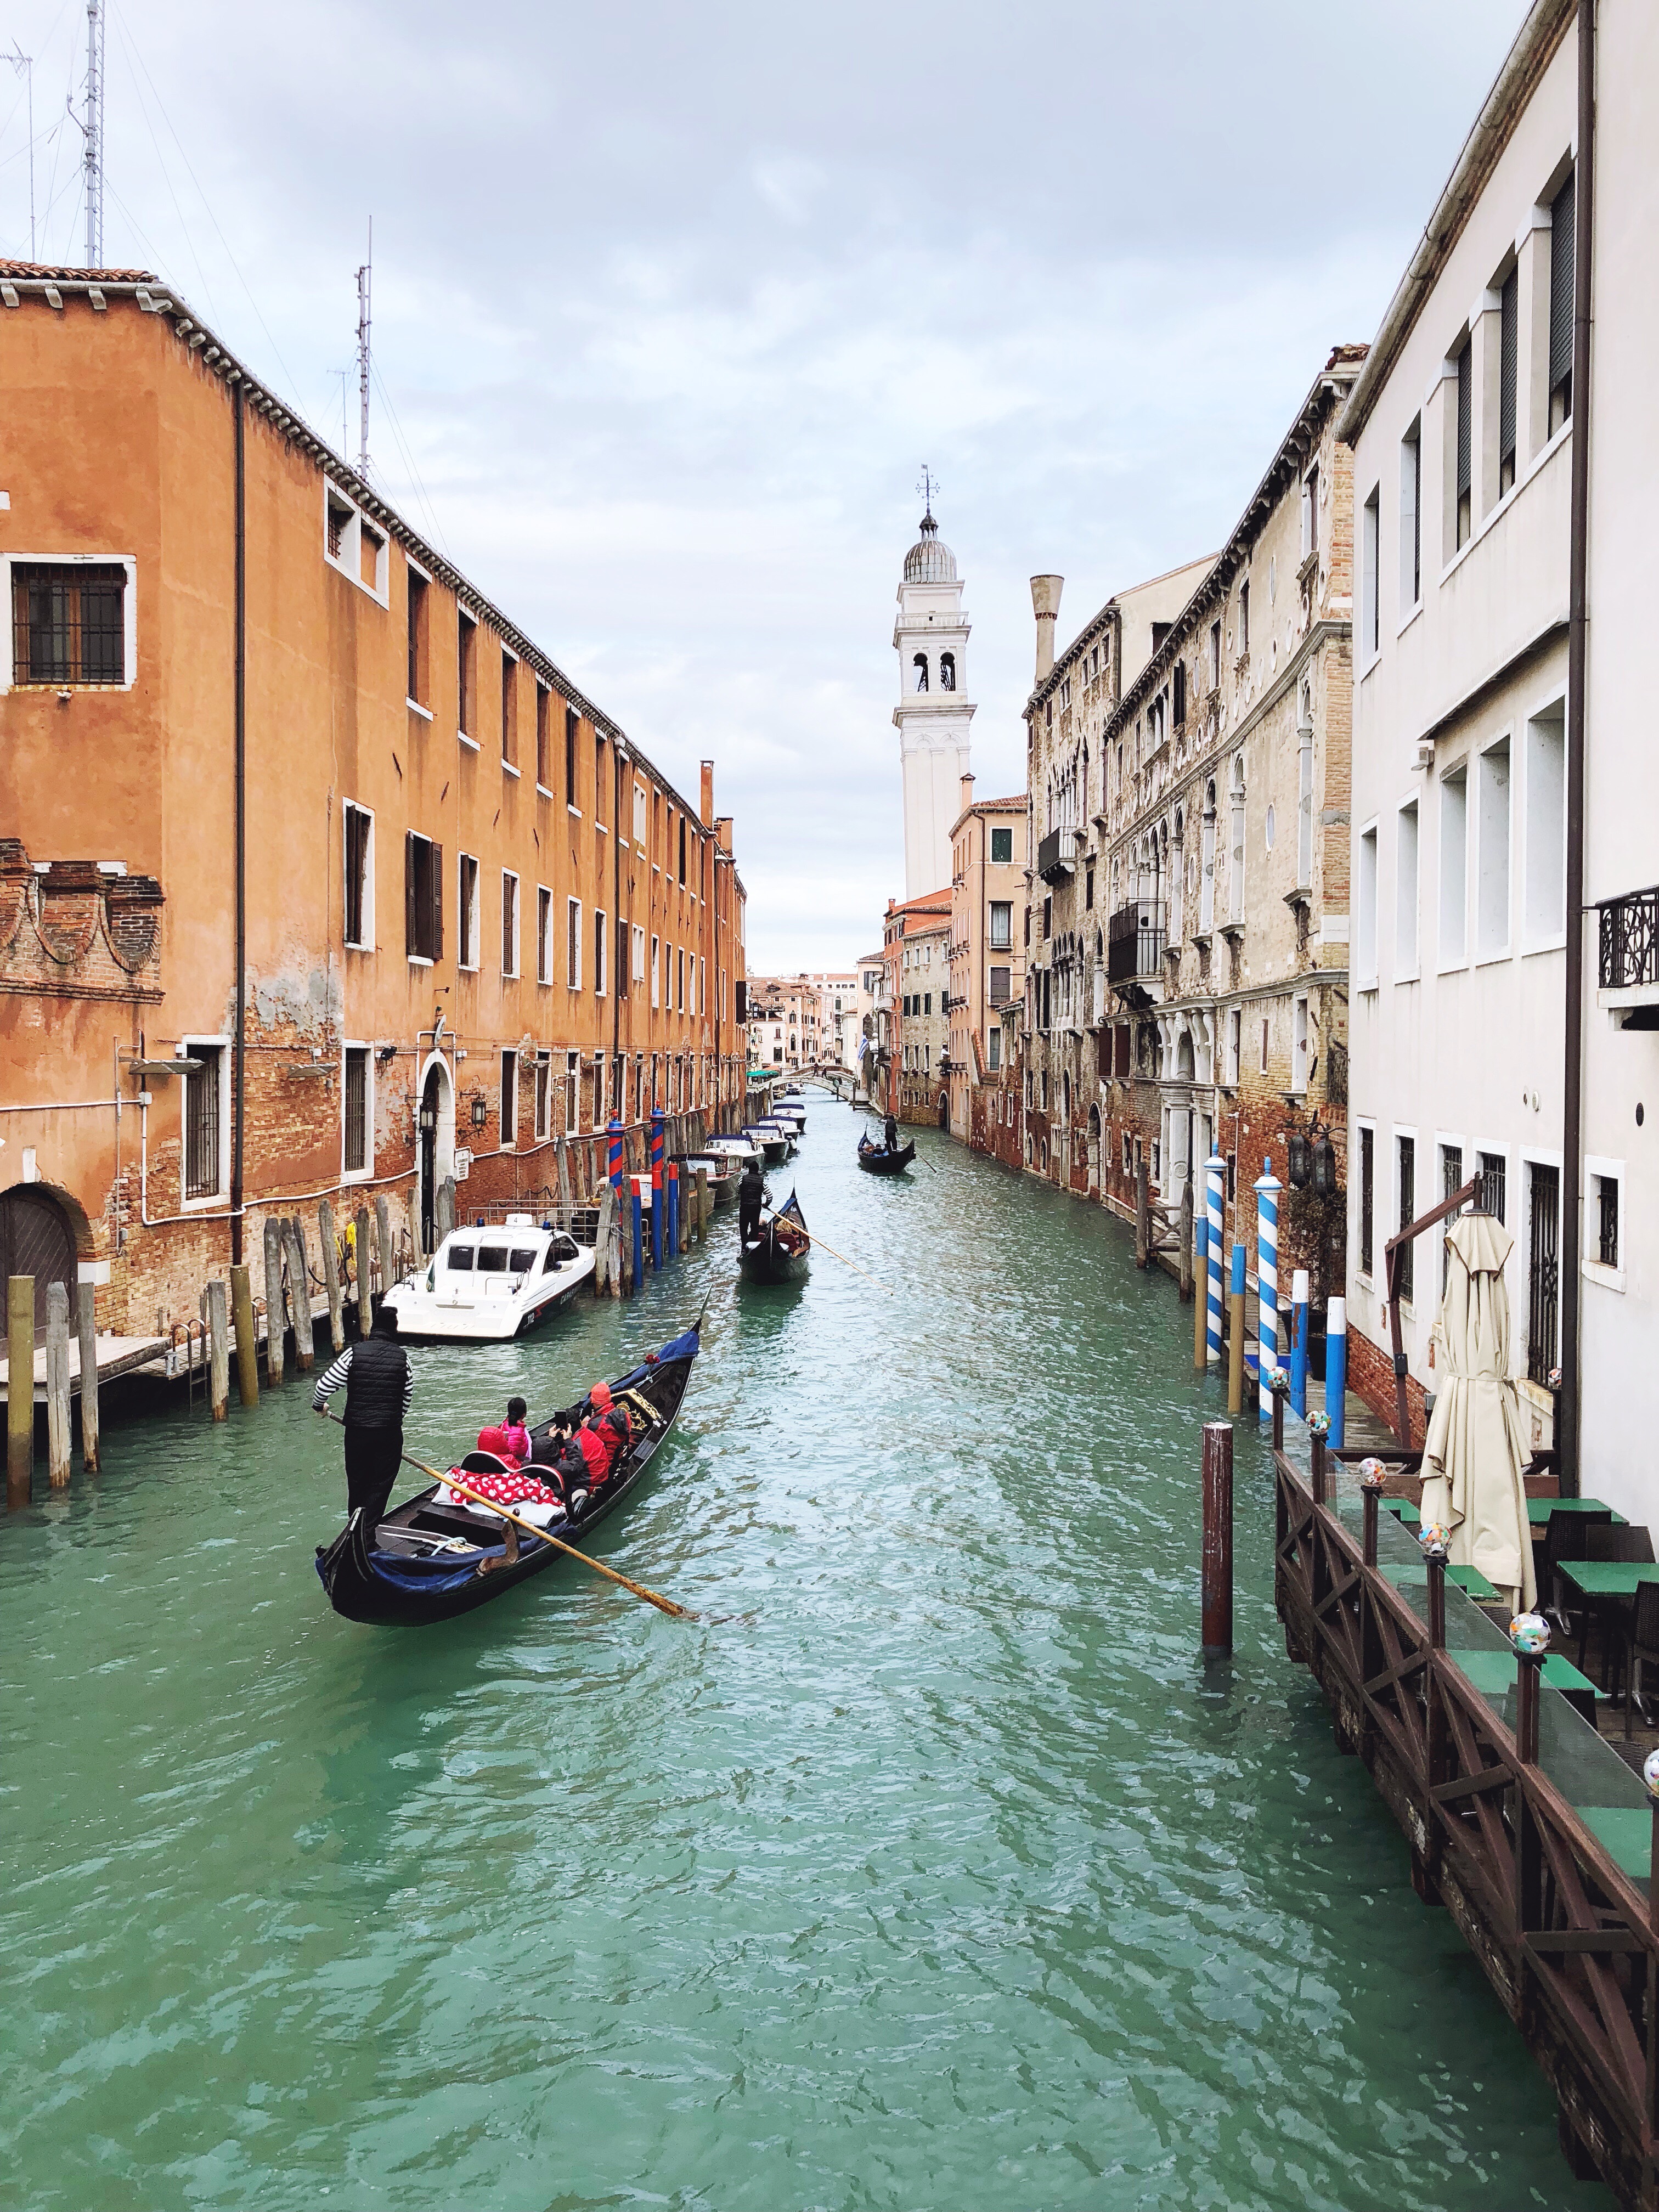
[1598,884,1659,990]
[1036,827,1077,883]
[1107,898,1166,985]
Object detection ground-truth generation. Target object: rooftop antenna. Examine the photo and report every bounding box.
[355,221,372,478]
[7,46,33,261]
[915,465,940,526]
[82,0,104,267]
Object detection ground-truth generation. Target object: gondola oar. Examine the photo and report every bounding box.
[770,1215,893,1295]
[327,1417,691,1620]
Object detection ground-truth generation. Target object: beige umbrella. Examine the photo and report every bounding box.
[1420,1211,1536,1612]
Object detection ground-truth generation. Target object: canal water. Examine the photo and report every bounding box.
[1,1099,1602,2212]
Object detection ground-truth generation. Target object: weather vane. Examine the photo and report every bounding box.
[916,466,940,521]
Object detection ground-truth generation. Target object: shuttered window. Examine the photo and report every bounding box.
[1455,340,1472,548]
[404,833,443,961]
[1549,168,1576,422]
[1498,266,1518,491]
[11,562,126,685]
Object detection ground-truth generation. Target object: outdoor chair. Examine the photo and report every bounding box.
[1574,1523,1654,1685]
[1542,1505,1613,1637]
[1623,1574,1659,1741]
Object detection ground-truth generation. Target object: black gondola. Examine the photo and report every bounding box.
[857,1132,916,1175]
[314,1322,701,1626]
[737,1188,811,1284]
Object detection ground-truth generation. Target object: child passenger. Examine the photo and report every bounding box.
[476,1395,532,1465]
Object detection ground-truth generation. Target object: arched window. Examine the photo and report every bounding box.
[912,653,929,693]
[1228,755,1246,926]
[939,652,955,692]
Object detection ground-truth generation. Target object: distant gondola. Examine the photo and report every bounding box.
[857,1132,916,1175]
[314,1323,700,1627]
[738,1188,811,1284]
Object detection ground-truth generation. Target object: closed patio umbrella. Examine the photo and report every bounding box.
[1420,1212,1536,1612]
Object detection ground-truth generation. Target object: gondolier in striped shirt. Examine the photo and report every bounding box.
[312,1305,414,1534]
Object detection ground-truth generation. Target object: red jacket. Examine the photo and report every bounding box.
[569,1424,609,1486]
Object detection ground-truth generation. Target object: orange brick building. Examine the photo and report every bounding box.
[0,261,748,1336]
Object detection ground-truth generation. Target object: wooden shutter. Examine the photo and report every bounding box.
[405,832,417,955]
[1499,267,1518,463]
[1549,171,1575,397]
[1455,343,1472,499]
[430,842,443,962]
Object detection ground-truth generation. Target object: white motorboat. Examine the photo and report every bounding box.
[706,1133,762,1173]
[770,1101,807,1133]
[674,1151,737,1206]
[742,1122,792,1164]
[384,1212,595,1341]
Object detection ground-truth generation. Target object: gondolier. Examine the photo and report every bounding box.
[737,1156,768,1246]
[312,1305,414,1535]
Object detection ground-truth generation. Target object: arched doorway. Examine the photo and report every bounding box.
[0,1185,76,1341]
[936,1091,947,1130]
[415,1052,456,1255]
[1087,1104,1101,1197]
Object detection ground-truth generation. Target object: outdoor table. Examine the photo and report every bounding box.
[1383,1498,1420,1527]
[1446,1647,1605,1726]
[1560,1561,1659,1599]
[1527,1497,1624,1526]
[1380,1560,1500,1602]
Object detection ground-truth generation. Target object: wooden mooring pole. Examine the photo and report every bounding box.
[318,1200,345,1352]
[354,1205,372,1333]
[285,1218,315,1372]
[76,1279,100,1471]
[45,1281,72,1487]
[1201,1419,1233,1661]
[204,1278,230,1421]
[8,1274,35,1507]
[230,1263,259,1407]
[262,1219,286,1386]
[1135,1159,1149,1268]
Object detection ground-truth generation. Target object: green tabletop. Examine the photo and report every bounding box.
[1579,1805,1654,1883]
[1560,1560,1659,1597]
[1379,1560,1500,1601]
[1446,1648,1605,1701]
[1527,1497,1624,1525]
[1383,1497,1420,1527]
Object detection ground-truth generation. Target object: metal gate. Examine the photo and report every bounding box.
[0,1186,76,1344]
[1527,1161,1560,1385]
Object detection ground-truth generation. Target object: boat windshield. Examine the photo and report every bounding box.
[447,1244,475,1271]
[476,1244,510,1271]
[509,1248,537,1271]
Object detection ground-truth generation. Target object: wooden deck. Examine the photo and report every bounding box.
[0,1290,337,1405]
[1276,1428,1659,2208]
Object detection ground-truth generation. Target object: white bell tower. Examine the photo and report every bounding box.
[893,487,973,899]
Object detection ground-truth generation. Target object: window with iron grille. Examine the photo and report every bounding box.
[1396,1136,1415,1302]
[11,562,126,685]
[1359,1126,1374,1277]
[1527,1161,1560,1385]
[1597,1173,1620,1269]
[1549,168,1575,431]
[343,804,373,949]
[184,1045,223,1200]
[343,1047,369,1175]
[1477,1148,1506,1223]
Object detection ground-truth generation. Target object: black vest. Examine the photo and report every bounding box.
[345,1335,408,1430]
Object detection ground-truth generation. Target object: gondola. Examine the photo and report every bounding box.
[857,1132,916,1175]
[314,1322,701,1626]
[737,1188,811,1284]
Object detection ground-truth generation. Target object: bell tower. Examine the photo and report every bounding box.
[893,486,973,899]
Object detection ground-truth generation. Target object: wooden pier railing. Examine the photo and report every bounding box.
[1275,1443,1659,2208]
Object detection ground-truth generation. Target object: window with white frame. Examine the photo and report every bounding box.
[534,1049,552,1141]
[632,924,646,985]
[9,557,132,686]
[1259,1016,1269,1076]
[1439,766,1468,967]
[1357,824,1379,984]
[500,1049,518,1148]
[1400,418,1421,611]
[1477,739,1511,960]
[1396,800,1419,978]
[1548,168,1575,433]
[343,802,374,950]
[1498,262,1519,498]
[458,854,479,970]
[566,1050,581,1134]
[1523,702,1566,948]
[567,898,582,989]
[343,1044,372,1177]
[1361,486,1380,658]
[181,1036,229,1203]
[651,934,660,1009]
[594,909,608,997]
[1585,1155,1623,1285]
[1454,337,1474,550]
[1226,1007,1242,1087]
[501,870,520,978]
[633,780,648,846]
[536,885,552,985]
[1291,996,1308,1093]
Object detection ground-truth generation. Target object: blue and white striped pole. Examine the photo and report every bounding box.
[1289,1267,1310,1420]
[1325,1295,1347,1450]
[1205,1153,1226,1367]
[1255,1159,1282,1424]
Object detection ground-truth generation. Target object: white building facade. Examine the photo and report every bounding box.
[893,507,974,900]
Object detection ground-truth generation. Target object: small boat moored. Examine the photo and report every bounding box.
[742,1123,792,1165]
[737,1188,811,1284]
[857,1133,916,1176]
[705,1134,762,1176]
[383,1212,594,1340]
[674,1151,737,1206]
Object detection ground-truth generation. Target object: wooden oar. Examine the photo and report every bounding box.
[325,1415,691,1620]
[770,1214,893,1296]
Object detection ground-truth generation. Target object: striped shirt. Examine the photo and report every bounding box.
[312,1345,415,1420]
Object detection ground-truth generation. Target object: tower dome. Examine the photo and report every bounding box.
[903,510,957,584]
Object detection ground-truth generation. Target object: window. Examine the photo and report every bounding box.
[537,885,553,985]
[594,734,607,826]
[1549,168,1575,432]
[404,832,443,962]
[1361,486,1380,657]
[1226,1007,1242,1087]
[1296,715,1313,890]
[651,933,661,1010]
[1523,703,1565,946]
[500,1050,518,1148]
[501,871,520,976]
[1228,764,1245,926]
[1292,996,1308,1092]
[1259,1018,1269,1076]
[1358,1126,1375,1277]
[1085,862,1095,911]
[633,781,648,847]
[1455,338,1473,549]
[343,1046,370,1176]
[631,924,646,986]
[566,1051,581,1135]
[989,965,1011,1006]
[1595,1169,1621,1271]
[1238,579,1249,660]
[458,854,479,969]
[500,654,518,766]
[343,803,373,949]
[10,562,126,685]
[1477,739,1511,959]
[989,901,1012,951]
[923,993,932,1016]
[940,651,956,692]
[1208,621,1221,692]
[184,1043,225,1201]
[534,1051,552,1142]
[1439,768,1468,966]
[1396,801,1419,977]
[1400,420,1421,609]
[1441,1143,1464,1292]
[594,910,607,996]
[991,826,1013,866]
[407,568,428,704]
[1301,464,1319,560]
[1396,1135,1416,1303]
[987,1026,1001,1071]
[565,707,580,807]
[1042,897,1052,941]
[326,494,351,562]
[1356,823,1378,984]
[1478,1148,1507,1223]
[679,814,688,884]
[1499,265,1519,496]
[1526,1160,1560,1384]
[535,683,551,788]
[359,521,385,595]
[458,612,477,739]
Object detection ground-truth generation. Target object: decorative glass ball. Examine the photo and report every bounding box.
[1418,1522,1451,1560]
[1358,1456,1387,1491]
[1269,1367,1292,1398]
[1643,1748,1659,1801]
[1510,1612,1552,1657]
[1306,1410,1330,1438]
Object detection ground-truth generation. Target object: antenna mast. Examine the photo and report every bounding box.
[6,47,33,261]
[82,0,104,267]
[356,222,372,478]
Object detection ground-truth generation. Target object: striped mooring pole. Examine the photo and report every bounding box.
[650,1107,665,1269]
[607,1118,624,1193]
[1325,1295,1348,1449]
[1205,1153,1226,1368]
[1289,1267,1310,1420]
[1254,1159,1282,1424]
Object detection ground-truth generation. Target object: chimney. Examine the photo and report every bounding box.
[1031,574,1064,685]
[715,815,732,855]
[959,771,975,815]
[700,759,715,826]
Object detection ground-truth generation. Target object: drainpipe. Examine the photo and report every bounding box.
[230,381,247,1266]
[1559,0,1594,1498]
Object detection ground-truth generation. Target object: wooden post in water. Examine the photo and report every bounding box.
[230,1263,259,1407]
[1201,1420,1234,1661]
[76,1280,100,1471]
[45,1282,71,1487]
[695,1167,709,1244]
[204,1278,230,1421]
[1193,1211,1207,1369]
[262,1219,286,1385]
[1178,1181,1193,1301]
[354,1205,373,1332]
[285,1218,315,1371]
[6,1275,32,1507]
[374,1195,393,1300]
[1135,1159,1150,1268]
[1515,1651,1541,1765]
[318,1200,345,1352]
[592,1183,613,1295]
[405,1186,423,1269]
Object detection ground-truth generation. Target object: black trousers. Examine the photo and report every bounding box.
[739,1199,761,1244]
[344,1424,403,1530]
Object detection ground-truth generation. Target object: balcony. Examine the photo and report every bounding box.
[1036,827,1078,884]
[1107,898,1166,985]
[1598,885,1659,1028]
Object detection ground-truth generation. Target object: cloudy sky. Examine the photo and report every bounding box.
[3,0,1525,972]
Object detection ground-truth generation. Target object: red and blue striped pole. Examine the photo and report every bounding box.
[608,1118,624,1192]
[650,1106,665,1268]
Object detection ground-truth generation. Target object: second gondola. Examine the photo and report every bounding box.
[857,1133,915,1175]
[738,1188,811,1283]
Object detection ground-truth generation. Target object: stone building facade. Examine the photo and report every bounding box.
[876,891,950,1126]
[945,778,1027,1143]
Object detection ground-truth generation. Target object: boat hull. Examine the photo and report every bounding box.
[857,1139,915,1176]
[383,1245,596,1339]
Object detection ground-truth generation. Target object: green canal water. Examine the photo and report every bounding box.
[2,1100,1604,2211]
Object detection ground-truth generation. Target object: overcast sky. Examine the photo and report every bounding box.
[3,0,1525,972]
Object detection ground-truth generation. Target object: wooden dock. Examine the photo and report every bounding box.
[0,1290,335,1406]
[1276,1431,1659,2208]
